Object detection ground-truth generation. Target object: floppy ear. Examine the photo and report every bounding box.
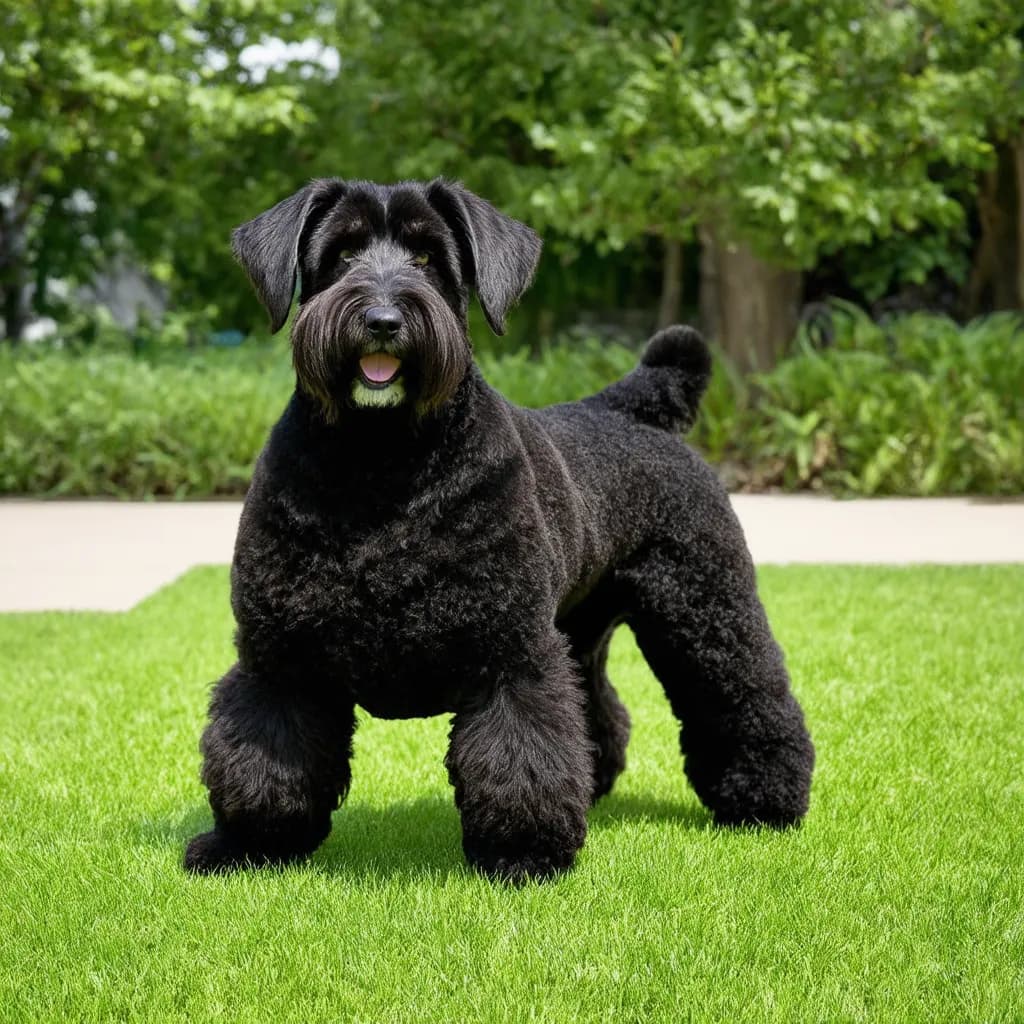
[232,178,346,333]
[426,179,542,335]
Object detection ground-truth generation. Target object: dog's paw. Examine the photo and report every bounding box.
[183,829,249,875]
[468,850,575,885]
[463,836,579,885]
[704,763,812,831]
[712,806,805,830]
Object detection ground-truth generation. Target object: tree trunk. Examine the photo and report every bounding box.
[656,238,684,329]
[966,134,1023,315]
[698,225,719,342]
[1,281,27,344]
[0,205,29,344]
[1014,132,1024,310]
[699,227,802,373]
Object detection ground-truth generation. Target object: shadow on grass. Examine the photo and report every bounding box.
[133,796,466,882]
[136,788,711,882]
[589,792,711,831]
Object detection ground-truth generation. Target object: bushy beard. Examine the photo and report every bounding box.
[291,274,471,423]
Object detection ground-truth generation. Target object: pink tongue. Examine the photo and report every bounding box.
[359,353,402,384]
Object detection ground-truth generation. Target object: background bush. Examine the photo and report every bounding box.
[2,307,1021,498]
[741,308,1024,496]
[0,347,288,498]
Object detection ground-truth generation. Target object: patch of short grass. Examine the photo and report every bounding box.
[1,566,1021,1022]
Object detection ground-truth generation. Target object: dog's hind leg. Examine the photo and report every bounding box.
[620,514,814,828]
[183,663,355,873]
[446,630,592,882]
[561,623,629,804]
[559,585,630,803]
[579,633,631,803]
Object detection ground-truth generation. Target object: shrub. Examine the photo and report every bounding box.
[748,306,1024,495]
[0,346,291,497]
[2,309,1022,498]
[0,340,643,498]
[477,340,638,408]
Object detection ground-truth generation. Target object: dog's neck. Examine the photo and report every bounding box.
[286,365,492,483]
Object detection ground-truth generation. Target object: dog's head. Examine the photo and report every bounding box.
[232,178,542,419]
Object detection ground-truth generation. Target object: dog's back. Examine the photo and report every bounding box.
[514,325,717,564]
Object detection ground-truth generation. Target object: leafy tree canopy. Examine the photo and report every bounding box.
[0,0,335,332]
[2,1,1022,338]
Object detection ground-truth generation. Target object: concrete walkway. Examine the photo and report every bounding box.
[1,496,1022,612]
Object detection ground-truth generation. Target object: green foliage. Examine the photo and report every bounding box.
[707,306,1024,495]
[0,340,640,497]
[39,304,222,354]
[0,346,290,497]
[526,1,1024,269]
[841,229,974,304]
[307,1,1024,334]
[3,1,1023,344]
[477,339,637,408]
[3,310,1021,498]
[0,0,334,329]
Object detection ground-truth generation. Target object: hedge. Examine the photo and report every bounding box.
[2,309,1022,497]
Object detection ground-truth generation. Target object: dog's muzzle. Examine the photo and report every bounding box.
[359,307,405,390]
[291,270,470,418]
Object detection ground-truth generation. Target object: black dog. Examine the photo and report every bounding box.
[184,178,814,882]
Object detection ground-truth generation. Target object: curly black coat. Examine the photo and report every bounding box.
[184,179,814,882]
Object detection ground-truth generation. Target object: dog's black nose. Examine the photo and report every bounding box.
[365,306,403,340]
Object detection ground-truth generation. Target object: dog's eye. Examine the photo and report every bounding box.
[338,249,355,263]
[412,252,430,267]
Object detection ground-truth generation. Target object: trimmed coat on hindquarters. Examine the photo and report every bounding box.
[183,178,814,882]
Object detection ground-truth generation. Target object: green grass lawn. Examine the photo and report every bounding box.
[1,566,1022,1022]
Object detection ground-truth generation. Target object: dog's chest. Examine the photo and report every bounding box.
[238,487,535,718]
[340,525,523,714]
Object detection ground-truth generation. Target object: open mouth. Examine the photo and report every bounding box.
[358,352,403,390]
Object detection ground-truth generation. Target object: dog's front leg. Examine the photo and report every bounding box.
[184,663,355,874]
[445,633,592,883]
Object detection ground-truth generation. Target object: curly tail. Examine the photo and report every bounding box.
[594,325,712,433]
